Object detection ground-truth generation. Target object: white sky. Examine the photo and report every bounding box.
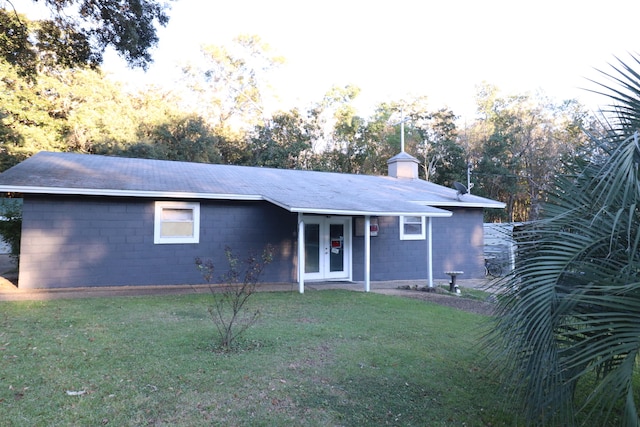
[15,0,640,120]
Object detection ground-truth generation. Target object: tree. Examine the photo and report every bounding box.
[313,85,387,174]
[180,34,285,165]
[0,55,224,167]
[467,84,591,222]
[400,100,466,186]
[0,57,66,169]
[486,55,640,426]
[114,113,222,163]
[55,68,141,152]
[182,35,284,132]
[248,108,314,169]
[331,114,364,170]
[0,7,37,78]
[356,103,397,175]
[0,0,170,76]
[0,59,150,168]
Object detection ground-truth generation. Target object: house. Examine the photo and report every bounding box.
[0,151,505,291]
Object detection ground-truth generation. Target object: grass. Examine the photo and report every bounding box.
[0,290,518,426]
[437,284,494,301]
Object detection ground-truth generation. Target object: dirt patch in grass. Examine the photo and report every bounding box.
[372,287,496,316]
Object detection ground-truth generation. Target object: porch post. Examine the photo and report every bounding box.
[298,213,305,294]
[364,215,371,292]
[427,216,434,288]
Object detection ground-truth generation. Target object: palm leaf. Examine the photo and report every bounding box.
[486,55,640,426]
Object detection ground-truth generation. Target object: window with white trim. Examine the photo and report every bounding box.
[154,202,200,244]
[399,216,425,240]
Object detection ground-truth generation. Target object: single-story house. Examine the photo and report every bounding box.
[0,151,504,292]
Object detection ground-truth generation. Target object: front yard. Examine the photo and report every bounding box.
[0,290,516,426]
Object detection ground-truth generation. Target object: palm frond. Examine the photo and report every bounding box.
[486,55,640,426]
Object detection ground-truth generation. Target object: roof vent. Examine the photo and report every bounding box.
[387,152,419,179]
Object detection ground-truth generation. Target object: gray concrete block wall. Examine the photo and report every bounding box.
[18,195,486,289]
[19,196,297,289]
[352,216,431,281]
[432,208,485,279]
[351,208,485,281]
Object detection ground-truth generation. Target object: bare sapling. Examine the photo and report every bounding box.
[195,244,274,351]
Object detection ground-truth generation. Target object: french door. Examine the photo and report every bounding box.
[303,216,352,280]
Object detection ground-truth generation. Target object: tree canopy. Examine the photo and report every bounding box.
[0,30,602,225]
[0,0,171,76]
[467,83,593,222]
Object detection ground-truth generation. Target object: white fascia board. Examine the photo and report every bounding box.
[288,207,453,217]
[263,196,453,217]
[413,200,507,209]
[0,185,264,201]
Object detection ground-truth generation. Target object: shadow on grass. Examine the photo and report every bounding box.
[295,371,512,426]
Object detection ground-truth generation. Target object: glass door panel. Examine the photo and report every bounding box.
[329,223,344,272]
[304,223,320,274]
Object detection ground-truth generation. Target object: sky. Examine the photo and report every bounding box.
[16,0,640,120]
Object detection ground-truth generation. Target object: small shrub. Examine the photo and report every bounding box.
[195,244,274,351]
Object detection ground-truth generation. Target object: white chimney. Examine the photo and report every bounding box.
[387,152,419,179]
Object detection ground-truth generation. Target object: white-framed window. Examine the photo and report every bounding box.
[154,201,200,244]
[399,216,425,240]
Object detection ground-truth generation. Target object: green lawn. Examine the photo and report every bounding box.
[0,290,517,426]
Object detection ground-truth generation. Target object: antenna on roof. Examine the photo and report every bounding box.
[453,181,468,200]
[391,108,410,153]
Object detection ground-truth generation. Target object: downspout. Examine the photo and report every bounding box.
[298,213,305,294]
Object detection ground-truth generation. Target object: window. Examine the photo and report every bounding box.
[154,202,200,244]
[400,216,425,240]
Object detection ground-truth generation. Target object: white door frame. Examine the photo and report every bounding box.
[301,215,352,281]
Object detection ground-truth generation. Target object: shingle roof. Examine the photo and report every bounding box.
[0,152,505,216]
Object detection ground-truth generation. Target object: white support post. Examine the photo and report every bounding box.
[364,215,371,292]
[297,213,305,294]
[427,216,434,288]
